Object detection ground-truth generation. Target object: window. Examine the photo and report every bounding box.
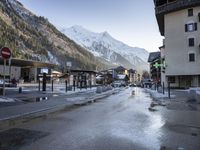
[188,38,195,47]
[168,76,175,83]
[188,9,193,17]
[189,53,195,62]
[185,23,197,32]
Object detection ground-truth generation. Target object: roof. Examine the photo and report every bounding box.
[117,75,126,80]
[59,69,96,78]
[128,69,136,73]
[52,70,62,74]
[148,52,160,63]
[114,66,126,71]
[0,57,56,68]
[70,69,96,73]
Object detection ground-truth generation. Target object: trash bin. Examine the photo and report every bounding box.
[19,87,22,93]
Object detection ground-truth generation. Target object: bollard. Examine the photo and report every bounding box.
[73,80,75,91]
[65,80,68,92]
[168,82,170,98]
[19,87,22,93]
[163,82,165,95]
[80,81,82,90]
[42,73,46,92]
[90,81,92,89]
[51,80,54,92]
[38,79,41,92]
[0,88,3,95]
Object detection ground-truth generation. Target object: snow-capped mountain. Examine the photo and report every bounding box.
[0,0,106,70]
[61,25,149,71]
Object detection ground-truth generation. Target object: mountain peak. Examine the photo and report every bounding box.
[61,25,149,71]
[102,31,109,35]
[100,31,111,37]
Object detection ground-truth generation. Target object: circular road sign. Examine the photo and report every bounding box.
[1,47,11,59]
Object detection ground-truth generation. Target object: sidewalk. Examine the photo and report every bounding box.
[146,88,200,129]
[0,87,122,129]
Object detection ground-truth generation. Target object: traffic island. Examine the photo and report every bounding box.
[0,88,121,130]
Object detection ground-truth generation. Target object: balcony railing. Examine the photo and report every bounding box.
[156,0,200,15]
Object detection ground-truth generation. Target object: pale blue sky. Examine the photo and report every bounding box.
[18,0,163,52]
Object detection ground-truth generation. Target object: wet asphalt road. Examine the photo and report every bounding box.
[4,87,200,150]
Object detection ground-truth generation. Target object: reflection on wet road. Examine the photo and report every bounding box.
[5,87,200,150]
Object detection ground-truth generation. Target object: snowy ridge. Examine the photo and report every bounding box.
[6,0,60,65]
[62,25,149,70]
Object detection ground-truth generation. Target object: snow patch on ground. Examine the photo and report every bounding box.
[196,91,200,95]
[0,97,16,102]
[66,97,85,102]
[145,88,175,100]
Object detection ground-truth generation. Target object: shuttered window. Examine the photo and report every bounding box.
[185,23,197,32]
[188,38,195,47]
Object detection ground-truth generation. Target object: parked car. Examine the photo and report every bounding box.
[141,79,153,88]
[129,83,137,87]
[0,79,10,87]
[112,81,126,87]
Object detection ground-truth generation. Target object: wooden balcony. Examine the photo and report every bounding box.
[155,0,200,15]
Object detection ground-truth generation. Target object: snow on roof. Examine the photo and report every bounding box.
[96,75,103,79]
[117,74,126,79]
[52,70,62,74]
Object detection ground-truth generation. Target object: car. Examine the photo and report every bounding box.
[129,83,137,87]
[141,79,153,88]
[111,81,127,87]
[0,79,17,87]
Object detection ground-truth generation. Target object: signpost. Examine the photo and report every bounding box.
[1,47,11,96]
[153,62,165,91]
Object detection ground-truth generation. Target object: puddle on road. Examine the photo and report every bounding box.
[167,103,199,111]
[0,128,49,150]
[165,124,200,137]
[22,97,49,102]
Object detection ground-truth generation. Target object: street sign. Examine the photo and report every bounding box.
[0,47,12,96]
[66,61,72,67]
[153,62,164,69]
[1,47,11,59]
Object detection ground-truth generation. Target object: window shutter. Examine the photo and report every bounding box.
[198,13,200,22]
[185,24,188,32]
[194,23,197,31]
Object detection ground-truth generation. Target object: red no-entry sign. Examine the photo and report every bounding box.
[1,47,11,59]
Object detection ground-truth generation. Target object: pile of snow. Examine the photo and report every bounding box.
[66,97,85,102]
[0,97,16,102]
[145,88,175,100]
[188,87,200,102]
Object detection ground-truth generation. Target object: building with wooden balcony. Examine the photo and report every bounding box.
[154,0,200,88]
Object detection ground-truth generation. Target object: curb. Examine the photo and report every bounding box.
[0,89,120,130]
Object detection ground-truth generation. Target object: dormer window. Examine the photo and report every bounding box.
[188,9,193,17]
